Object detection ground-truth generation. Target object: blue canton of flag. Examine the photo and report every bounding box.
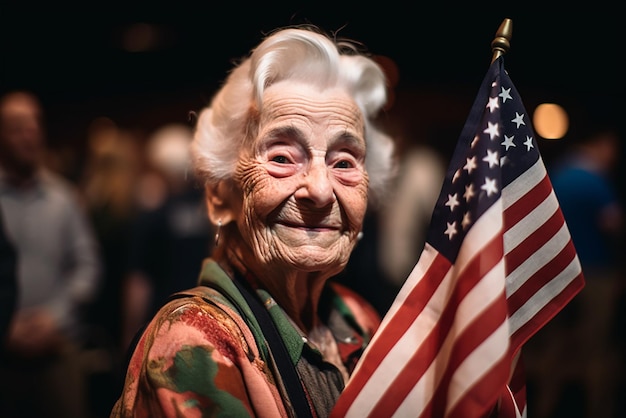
[429,58,540,262]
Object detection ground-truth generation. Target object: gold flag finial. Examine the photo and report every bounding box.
[491,18,513,63]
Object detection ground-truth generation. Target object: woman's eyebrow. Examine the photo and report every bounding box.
[264,125,304,142]
[331,131,366,152]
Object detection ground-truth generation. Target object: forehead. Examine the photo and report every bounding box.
[0,96,40,122]
[259,81,364,131]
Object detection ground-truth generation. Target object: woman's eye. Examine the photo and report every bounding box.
[334,160,353,169]
[271,155,290,164]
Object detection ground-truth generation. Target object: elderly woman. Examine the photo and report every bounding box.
[111,25,396,418]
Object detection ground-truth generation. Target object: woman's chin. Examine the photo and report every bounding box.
[275,245,349,274]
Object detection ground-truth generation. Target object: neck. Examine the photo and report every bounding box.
[213,243,331,334]
[0,163,39,188]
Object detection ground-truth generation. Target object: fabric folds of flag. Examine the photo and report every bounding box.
[331,56,585,418]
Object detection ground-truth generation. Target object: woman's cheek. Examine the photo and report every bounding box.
[237,163,277,209]
[343,181,369,218]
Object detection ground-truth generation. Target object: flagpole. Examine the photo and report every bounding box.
[491,18,513,63]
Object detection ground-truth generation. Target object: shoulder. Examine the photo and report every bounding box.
[117,286,283,417]
[40,169,76,192]
[143,287,259,362]
[39,169,85,209]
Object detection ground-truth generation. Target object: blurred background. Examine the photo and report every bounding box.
[2,3,623,172]
[1,3,624,418]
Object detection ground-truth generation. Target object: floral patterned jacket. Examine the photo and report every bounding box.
[110,258,381,417]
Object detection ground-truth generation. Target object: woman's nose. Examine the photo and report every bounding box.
[294,161,335,208]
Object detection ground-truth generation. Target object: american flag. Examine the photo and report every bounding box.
[331,56,585,418]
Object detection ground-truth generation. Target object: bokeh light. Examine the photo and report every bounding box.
[533,103,569,140]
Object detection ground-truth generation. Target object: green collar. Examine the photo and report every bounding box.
[197,259,304,364]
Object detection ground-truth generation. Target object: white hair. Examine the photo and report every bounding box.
[191,26,395,205]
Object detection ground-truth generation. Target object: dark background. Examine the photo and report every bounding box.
[2,3,624,183]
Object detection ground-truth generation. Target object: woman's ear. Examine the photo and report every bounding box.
[204,180,240,225]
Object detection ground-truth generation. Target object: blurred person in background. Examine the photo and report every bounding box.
[0,202,17,343]
[377,142,445,290]
[121,123,214,352]
[0,90,102,418]
[79,117,144,416]
[551,124,623,279]
[526,121,624,418]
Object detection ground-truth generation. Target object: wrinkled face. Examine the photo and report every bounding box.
[234,81,369,274]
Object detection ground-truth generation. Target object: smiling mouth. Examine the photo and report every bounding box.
[275,220,340,232]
